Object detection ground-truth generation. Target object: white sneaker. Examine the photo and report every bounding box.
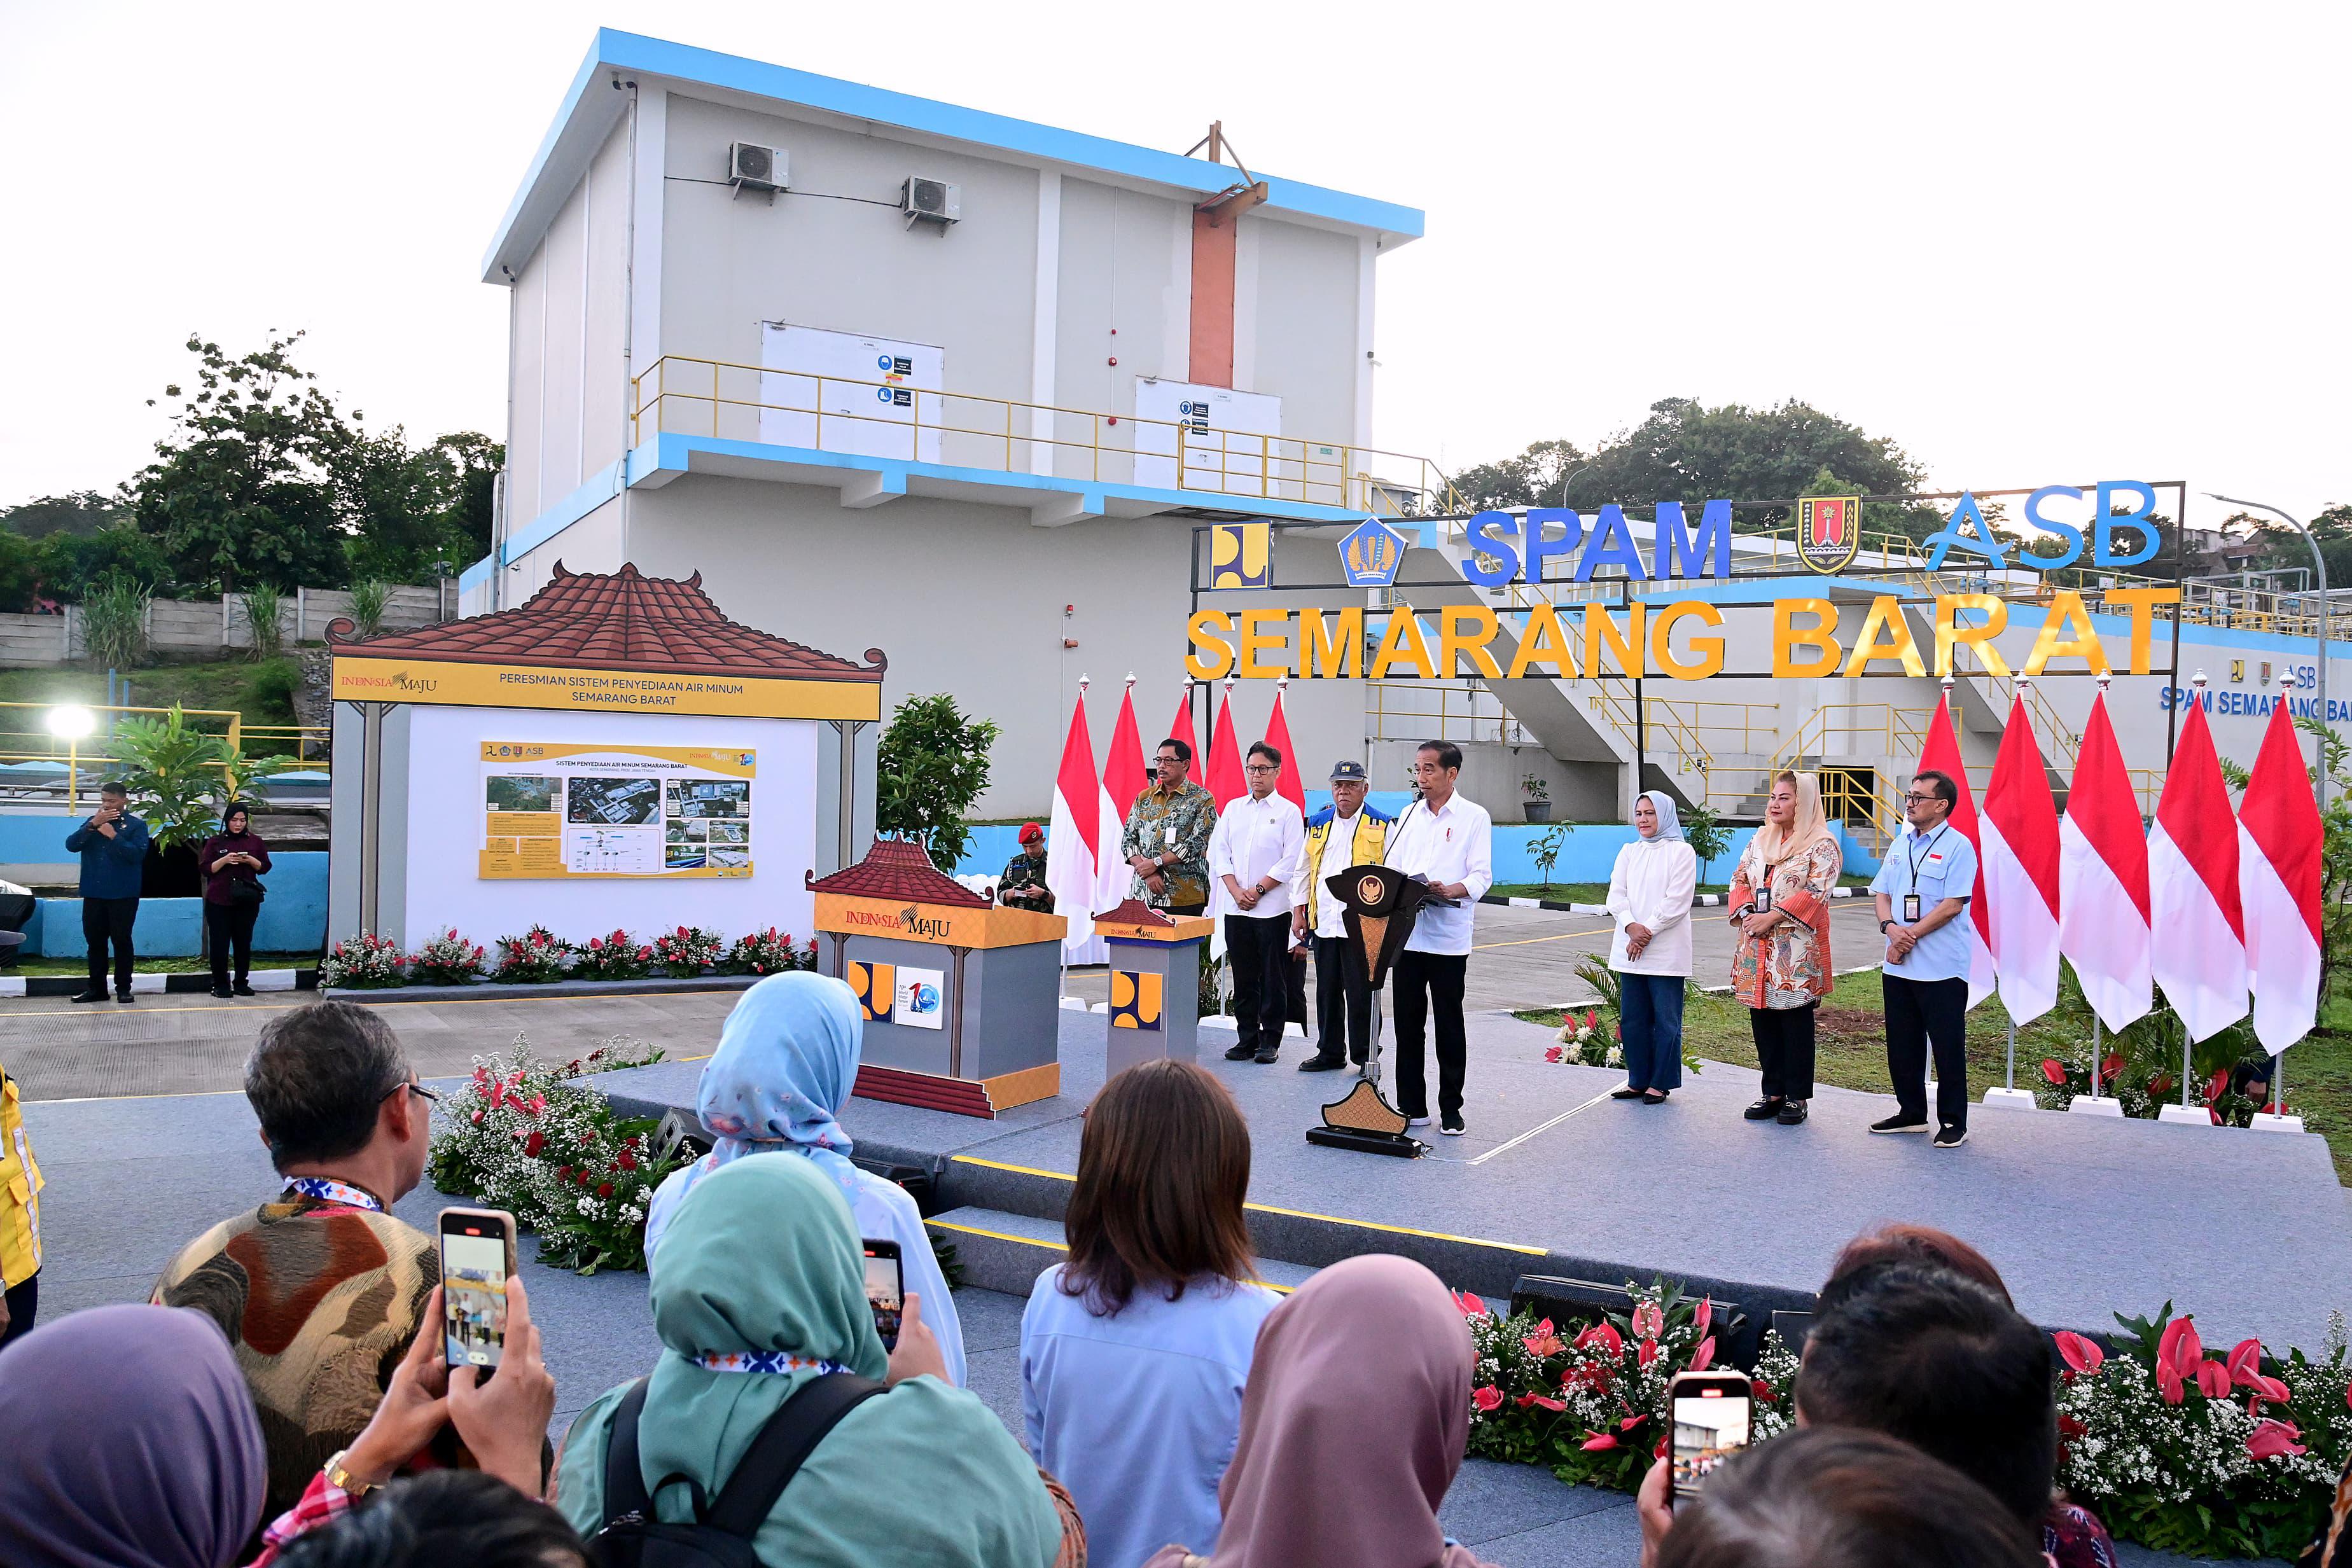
[1405,1115,1432,1127]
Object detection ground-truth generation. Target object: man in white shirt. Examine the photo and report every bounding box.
[1208,742,1306,1065]
[1382,740,1494,1135]
[1291,760,1395,1072]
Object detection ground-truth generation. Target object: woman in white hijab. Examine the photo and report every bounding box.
[1604,791,1698,1104]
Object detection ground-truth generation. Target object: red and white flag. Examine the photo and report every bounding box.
[1263,679,1307,814]
[2238,698,2323,1054]
[1104,677,1150,903]
[1980,694,2064,1025]
[1205,683,1246,810]
[1916,690,1994,1007]
[1047,679,1122,947]
[2057,686,2153,1032]
[2147,688,2248,1041]
[1167,684,1196,765]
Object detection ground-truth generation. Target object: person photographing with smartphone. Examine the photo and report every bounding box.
[200,801,272,999]
[64,779,148,1004]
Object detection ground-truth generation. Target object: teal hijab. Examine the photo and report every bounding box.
[558,1156,1062,1568]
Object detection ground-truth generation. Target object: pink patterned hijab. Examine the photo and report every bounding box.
[1147,1254,1498,1568]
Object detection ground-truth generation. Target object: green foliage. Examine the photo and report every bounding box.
[2221,504,2352,594]
[32,524,176,600]
[109,703,295,849]
[347,579,390,638]
[240,582,284,661]
[1529,822,1569,889]
[1450,439,1589,513]
[0,490,127,539]
[0,528,38,613]
[1679,799,1733,866]
[80,576,151,669]
[877,693,1001,870]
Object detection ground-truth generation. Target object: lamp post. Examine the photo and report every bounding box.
[45,705,95,815]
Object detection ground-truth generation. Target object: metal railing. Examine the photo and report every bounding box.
[1365,681,1529,746]
[0,704,328,812]
[630,356,1452,516]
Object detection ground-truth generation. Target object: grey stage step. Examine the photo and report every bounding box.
[928,1205,1321,1297]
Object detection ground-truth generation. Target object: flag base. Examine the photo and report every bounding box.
[2157,1103,2216,1127]
[2250,1112,2309,1134]
[2068,1095,2126,1117]
[1981,1087,2038,1112]
[1058,996,1089,1011]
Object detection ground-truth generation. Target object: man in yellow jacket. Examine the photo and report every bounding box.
[1290,761,1394,1072]
[0,1056,44,1349]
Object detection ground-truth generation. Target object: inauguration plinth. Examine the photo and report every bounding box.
[810,838,1066,1118]
[1092,899,1214,1078]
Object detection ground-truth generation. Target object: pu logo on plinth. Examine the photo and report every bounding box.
[1795,496,1861,576]
[847,962,896,1023]
[1207,521,1272,590]
[1337,518,1407,588]
[1109,969,1164,1030]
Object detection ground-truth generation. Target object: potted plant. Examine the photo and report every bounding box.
[1521,772,1552,824]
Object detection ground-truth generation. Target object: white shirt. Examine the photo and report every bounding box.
[1605,836,1699,977]
[1207,791,1305,919]
[1384,791,1494,955]
[1302,809,1375,940]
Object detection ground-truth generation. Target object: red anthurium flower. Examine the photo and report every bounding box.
[1694,1297,1713,1336]
[2053,1332,2105,1377]
[2344,1382,2352,1412]
[2247,1419,2307,1461]
[1637,1338,1658,1369]
[1452,1289,1489,1319]
[2209,1109,2224,1125]
[1618,1414,1645,1431]
[469,1109,484,1125]
[2207,1069,2231,1104]
[524,1130,545,1156]
[1579,1433,1618,1452]
[588,937,604,950]
[1544,1046,1564,1063]
[2159,1317,2204,1377]
[1524,1327,1564,1358]
[2196,1361,2233,1399]
[1472,1386,1502,1413]
[1750,1379,1776,1403]
[1520,1394,1567,1412]
[2252,1375,2291,1405]
[1631,1302,1665,1340]
[2226,1340,2264,1388]
[1585,1009,1598,1030]
[2042,1058,2067,1085]
[1689,1337,1716,1372]
[2100,1051,2123,1081]
[595,1182,614,1197]
[2147,1074,2174,1101]
[2057,1414,2087,1440]
[2158,1363,2186,1405]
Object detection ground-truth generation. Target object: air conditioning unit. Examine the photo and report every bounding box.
[901,175,961,230]
[728,142,785,191]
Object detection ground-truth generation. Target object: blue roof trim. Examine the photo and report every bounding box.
[486,29,1421,274]
[496,459,626,567]
[458,553,495,593]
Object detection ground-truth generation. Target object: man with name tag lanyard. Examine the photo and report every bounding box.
[1381,740,1494,1137]
[1869,770,1980,1149]
[1122,737,1217,916]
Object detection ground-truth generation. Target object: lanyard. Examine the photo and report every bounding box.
[1905,825,1949,889]
[282,1177,383,1212]
[695,1352,851,1375]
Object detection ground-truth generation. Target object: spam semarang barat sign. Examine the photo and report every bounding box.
[1188,483,2179,683]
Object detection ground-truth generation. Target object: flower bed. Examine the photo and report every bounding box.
[1459,1278,2352,1562]
[312,924,819,990]
[426,1037,679,1274]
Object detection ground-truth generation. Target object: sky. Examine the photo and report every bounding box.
[1,1,2344,533]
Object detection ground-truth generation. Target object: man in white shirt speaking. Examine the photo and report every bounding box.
[1209,742,1307,1065]
[1291,760,1393,1072]
[1382,740,1494,1135]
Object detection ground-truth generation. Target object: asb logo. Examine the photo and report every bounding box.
[1337,518,1407,588]
[1206,521,1272,590]
[1795,496,1861,576]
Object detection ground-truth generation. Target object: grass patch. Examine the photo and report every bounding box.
[0,660,303,728]
[6,950,316,978]
[1517,978,2352,1180]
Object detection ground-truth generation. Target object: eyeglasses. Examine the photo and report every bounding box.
[1155,755,1183,766]
[381,1079,440,1106]
[1243,763,1278,774]
[1902,793,1942,804]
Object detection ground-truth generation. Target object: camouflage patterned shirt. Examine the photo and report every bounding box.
[998,850,1054,913]
[1118,779,1216,908]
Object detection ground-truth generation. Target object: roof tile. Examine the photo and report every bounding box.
[806,837,992,907]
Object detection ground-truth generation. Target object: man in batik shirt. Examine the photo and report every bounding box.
[998,822,1054,913]
[1119,736,1215,913]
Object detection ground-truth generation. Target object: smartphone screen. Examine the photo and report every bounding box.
[441,1220,511,1371]
[863,1240,903,1351]
[1670,1378,1752,1497]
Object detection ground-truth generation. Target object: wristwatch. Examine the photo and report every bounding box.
[1879,918,1897,933]
[324,1448,379,1499]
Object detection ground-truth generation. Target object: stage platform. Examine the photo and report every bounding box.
[594,1008,2352,1355]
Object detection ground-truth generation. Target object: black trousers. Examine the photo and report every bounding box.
[1393,949,1468,1118]
[1750,1002,1817,1100]
[82,895,138,994]
[1885,975,1970,1130]
[1312,933,1374,1064]
[0,1273,34,1352]
[1224,914,1292,1054]
[207,901,260,989]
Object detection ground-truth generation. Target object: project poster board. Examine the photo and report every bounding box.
[478,743,756,880]
[760,322,944,462]
[1134,379,1282,493]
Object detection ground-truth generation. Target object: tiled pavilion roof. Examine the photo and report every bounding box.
[806,836,991,906]
[327,561,886,683]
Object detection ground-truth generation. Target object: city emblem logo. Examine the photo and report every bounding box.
[1337,517,1407,588]
[1206,520,1272,590]
[1794,496,1861,576]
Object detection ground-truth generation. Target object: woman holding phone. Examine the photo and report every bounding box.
[1605,791,1698,1105]
[198,801,270,999]
[1727,771,1841,1127]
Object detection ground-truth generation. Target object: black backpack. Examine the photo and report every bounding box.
[588,1371,886,1568]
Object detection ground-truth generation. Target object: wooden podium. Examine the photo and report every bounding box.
[1307,863,1435,1158]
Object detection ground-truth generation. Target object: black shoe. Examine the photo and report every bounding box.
[1642,1090,1669,1105]
[1298,1055,1347,1072]
[1254,1048,1279,1065]
[115,991,135,1004]
[1776,1099,1809,1125]
[1743,1097,1785,1121]
[232,983,256,997]
[69,989,107,1004]
[1224,1041,1257,1061]
[1933,1125,1970,1149]
[1610,1086,1646,1100]
[1870,1114,1930,1135]
[211,987,235,1000]
[1440,1113,1466,1136]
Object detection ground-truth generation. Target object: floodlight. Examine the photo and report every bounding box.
[45,705,96,740]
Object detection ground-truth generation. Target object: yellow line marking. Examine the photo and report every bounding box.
[928,1218,1295,1294]
[1473,925,1615,950]
[355,990,738,1009]
[950,1155,1544,1255]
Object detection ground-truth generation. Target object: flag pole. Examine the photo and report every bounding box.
[2180,670,2211,1110]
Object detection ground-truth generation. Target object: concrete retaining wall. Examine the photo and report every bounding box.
[0,583,452,669]
[19,852,328,957]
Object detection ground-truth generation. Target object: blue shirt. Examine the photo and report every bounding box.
[1022,1265,1281,1568]
[64,810,150,900]
[1870,822,1979,982]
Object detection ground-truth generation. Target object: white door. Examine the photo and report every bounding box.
[760,323,945,462]
[1133,380,1282,494]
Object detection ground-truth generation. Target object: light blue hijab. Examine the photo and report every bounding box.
[1636,790,1685,843]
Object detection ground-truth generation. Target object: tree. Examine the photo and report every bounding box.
[1449,439,1589,513]
[0,491,127,538]
[126,333,355,592]
[2221,504,2352,592]
[34,524,176,601]
[433,432,503,567]
[876,693,1001,870]
[338,429,503,582]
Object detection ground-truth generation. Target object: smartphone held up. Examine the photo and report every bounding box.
[863,1238,903,1351]
[440,1207,517,1374]
[1669,1370,1753,1497]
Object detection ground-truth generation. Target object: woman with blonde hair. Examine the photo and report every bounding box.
[1727,770,1842,1126]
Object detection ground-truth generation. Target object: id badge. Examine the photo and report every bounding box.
[1753,885,1772,913]
[1903,893,1922,923]
[1164,824,1176,848]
